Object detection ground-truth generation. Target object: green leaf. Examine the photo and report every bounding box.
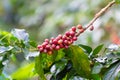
[11,29,29,42]
[35,54,46,80]
[29,41,37,48]
[115,0,120,4]
[78,44,92,54]
[66,45,91,79]
[50,59,67,76]
[92,74,101,80]
[0,46,13,54]
[103,62,120,80]
[11,62,36,79]
[92,44,104,56]
[55,49,65,61]
[92,63,103,74]
[35,52,58,80]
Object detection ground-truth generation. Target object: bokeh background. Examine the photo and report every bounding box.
[0,0,120,45]
[0,0,120,79]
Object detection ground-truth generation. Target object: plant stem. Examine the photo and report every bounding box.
[76,0,115,37]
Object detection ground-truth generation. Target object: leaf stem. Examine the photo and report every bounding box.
[76,0,115,37]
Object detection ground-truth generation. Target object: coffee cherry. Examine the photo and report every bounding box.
[46,45,50,49]
[70,31,75,37]
[71,26,76,31]
[65,46,69,48]
[60,44,64,48]
[62,35,67,40]
[38,24,86,54]
[48,51,52,55]
[52,44,56,49]
[64,40,68,44]
[55,45,60,50]
[90,25,94,31]
[77,25,83,29]
[58,39,63,44]
[45,39,49,42]
[73,36,77,41]
[43,49,47,53]
[39,47,43,52]
[37,45,42,49]
[53,39,58,44]
[58,34,62,39]
[65,31,70,37]
[79,28,85,33]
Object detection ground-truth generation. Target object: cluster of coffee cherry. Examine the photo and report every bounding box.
[37,24,94,54]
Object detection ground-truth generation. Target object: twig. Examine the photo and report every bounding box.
[76,0,115,37]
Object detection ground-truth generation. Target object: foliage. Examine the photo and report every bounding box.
[1,29,120,80]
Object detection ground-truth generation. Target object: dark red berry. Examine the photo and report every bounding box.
[73,36,77,41]
[71,26,76,31]
[62,35,67,40]
[90,25,94,31]
[46,45,50,49]
[70,31,75,37]
[53,39,58,44]
[65,31,70,37]
[60,44,64,48]
[64,40,68,44]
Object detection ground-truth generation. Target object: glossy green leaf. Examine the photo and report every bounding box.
[11,62,36,79]
[55,49,65,61]
[29,41,37,48]
[92,44,104,56]
[78,44,92,54]
[0,46,13,54]
[50,59,67,76]
[67,45,91,79]
[92,74,101,80]
[103,62,120,80]
[11,29,29,42]
[35,54,46,80]
[92,63,103,74]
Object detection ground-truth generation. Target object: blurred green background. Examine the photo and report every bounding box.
[0,0,120,44]
[0,0,120,79]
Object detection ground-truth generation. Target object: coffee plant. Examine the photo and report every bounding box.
[0,0,120,80]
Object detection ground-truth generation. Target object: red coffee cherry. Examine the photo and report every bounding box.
[43,49,47,53]
[77,25,83,29]
[90,25,94,31]
[52,44,56,49]
[71,26,76,31]
[79,28,85,33]
[70,31,75,37]
[65,31,70,37]
[73,36,77,41]
[58,39,63,44]
[55,45,60,50]
[38,24,86,54]
[44,39,49,42]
